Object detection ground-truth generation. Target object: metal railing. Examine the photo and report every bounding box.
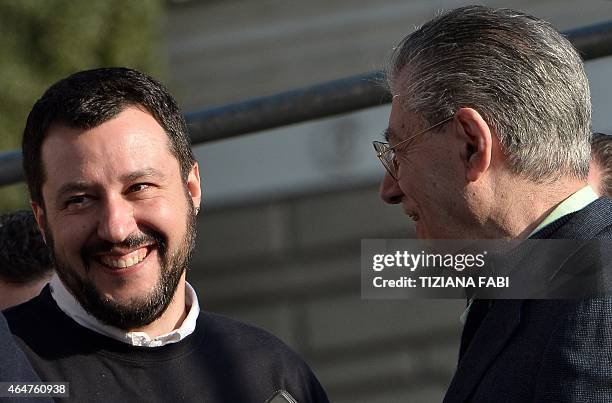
[1,20,611,187]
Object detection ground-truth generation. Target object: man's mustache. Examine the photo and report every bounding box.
[81,231,167,263]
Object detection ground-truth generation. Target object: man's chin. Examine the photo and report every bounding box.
[80,284,173,330]
[95,290,158,311]
[91,277,162,304]
[57,267,180,330]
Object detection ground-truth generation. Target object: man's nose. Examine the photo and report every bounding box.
[97,196,137,243]
[379,172,403,204]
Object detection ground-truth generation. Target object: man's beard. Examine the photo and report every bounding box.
[46,202,197,330]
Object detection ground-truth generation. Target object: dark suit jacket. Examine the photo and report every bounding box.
[0,311,53,403]
[443,197,612,403]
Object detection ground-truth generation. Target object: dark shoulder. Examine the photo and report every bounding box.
[196,312,330,403]
[523,298,612,342]
[523,298,612,318]
[4,287,81,354]
[530,299,612,400]
[3,289,54,331]
[0,311,40,382]
[568,197,612,239]
[198,311,299,357]
[550,298,612,324]
[197,312,316,379]
[534,197,612,239]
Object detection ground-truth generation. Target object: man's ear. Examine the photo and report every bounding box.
[31,201,47,243]
[186,162,202,213]
[455,107,493,183]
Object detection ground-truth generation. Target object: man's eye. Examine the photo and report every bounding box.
[64,195,89,208]
[129,183,151,193]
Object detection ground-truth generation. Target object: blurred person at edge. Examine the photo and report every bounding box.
[588,132,612,197]
[375,6,612,403]
[0,209,53,310]
[4,67,328,403]
[0,211,53,401]
[0,311,53,403]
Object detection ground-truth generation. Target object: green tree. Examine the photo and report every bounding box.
[0,0,162,212]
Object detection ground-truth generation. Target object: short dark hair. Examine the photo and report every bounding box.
[22,67,195,206]
[386,6,591,182]
[591,132,612,197]
[0,210,53,284]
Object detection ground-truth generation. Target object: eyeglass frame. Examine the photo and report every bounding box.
[372,115,455,180]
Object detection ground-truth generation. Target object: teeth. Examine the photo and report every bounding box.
[100,248,148,269]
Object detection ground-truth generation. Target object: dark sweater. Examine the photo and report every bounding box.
[5,288,329,403]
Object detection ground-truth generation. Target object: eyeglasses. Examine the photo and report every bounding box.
[372,116,454,180]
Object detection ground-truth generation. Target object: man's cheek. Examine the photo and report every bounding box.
[149,198,186,231]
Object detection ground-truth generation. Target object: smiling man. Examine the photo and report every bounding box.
[5,68,328,403]
[375,6,612,403]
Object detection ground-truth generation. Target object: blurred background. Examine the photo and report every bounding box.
[1,1,611,401]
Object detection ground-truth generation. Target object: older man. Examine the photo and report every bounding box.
[5,68,328,403]
[375,6,612,403]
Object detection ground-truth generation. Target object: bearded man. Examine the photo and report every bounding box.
[5,67,328,403]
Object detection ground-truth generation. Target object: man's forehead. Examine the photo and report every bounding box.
[42,107,172,154]
[386,96,414,143]
[40,108,180,189]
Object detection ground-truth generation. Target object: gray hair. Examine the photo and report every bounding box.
[386,5,591,182]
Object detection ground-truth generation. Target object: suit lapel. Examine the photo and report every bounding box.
[443,300,523,403]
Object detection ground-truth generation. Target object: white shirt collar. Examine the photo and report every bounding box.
[49,275,200,347]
